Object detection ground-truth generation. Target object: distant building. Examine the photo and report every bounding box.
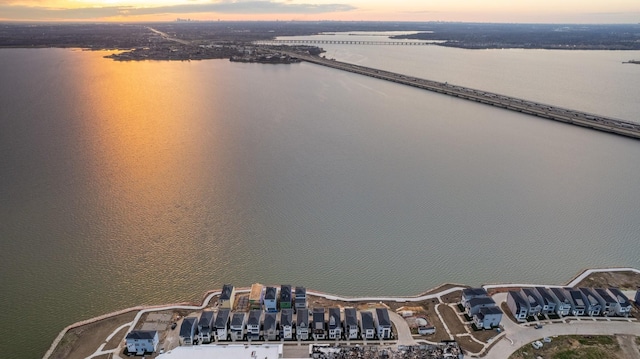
[219,284,235,309]
[264,286,278,312]
[569,289,587,316]
[198,311,214,344]
[296,308,310,340]
[579,287,602,316]
[594,288,617,316]
[375,308,392,340]
[125,330,159,355]
[214,308,231,341]
[280,285,292,309]
[521,288,543,317]
[465,297,496,316]
[344,308,359,340]
[635,289,640,308]
[295,286,307,310]
[179,317,198,346]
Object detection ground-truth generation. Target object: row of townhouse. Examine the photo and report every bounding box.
[178,307,393,345]
[507,286,632,322]
[461,288,504,329]
[218,284,306,312]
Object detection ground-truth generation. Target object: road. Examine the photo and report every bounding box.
[284,51,640,140]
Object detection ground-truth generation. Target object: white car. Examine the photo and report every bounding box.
[532,340,543,349]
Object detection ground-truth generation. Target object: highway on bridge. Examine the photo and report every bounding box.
[284,51,640,140]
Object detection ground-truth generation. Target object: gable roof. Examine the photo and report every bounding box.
[479,306,503,315]
[179,317,197,337]
[295,286,306,298]
[265,286,277,300]
[608,287,631,306]
[313,308,325,329]
[126,330,157,340]
[297,308,309,326]
[198,311,214,328]
[594,288,616,304]
[468,297,496,308]
[376,308,391,327]
[248,310,262,326]
[550,287,570,303]
[569,289,586,307]
[522,288,542,307]
[360,311,374,329]
[220,284,234,300]
[280,285,291,302]
[345,308,358,327]
[328,308,341,329]
[508,290,528,308]
[231,312,245,327]
[535,287,556,305]
[579,287,601,306]
[280,309,293,327]
[264,312,277,330]
[462,288,488,298]
[215,309,231,328]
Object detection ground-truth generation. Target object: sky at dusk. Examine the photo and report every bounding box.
[0,0,638,23]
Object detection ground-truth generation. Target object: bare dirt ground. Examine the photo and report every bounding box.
[574,271,640,289]
[617,335,640,359]
[49,311,137,359]
[509,335,622,359]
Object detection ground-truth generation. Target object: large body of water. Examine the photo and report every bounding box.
[1,35,640,358]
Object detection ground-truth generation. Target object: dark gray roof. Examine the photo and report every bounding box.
[248,310,262,326]
[281,309,293,327]
[297,308,309,326]
[569,290,586,307]
[479,306,503,315]
[468,297,496,308]
[361,311,374,329]
[579,287,600,306]
[231,312,245,326]
[126,330,157,340]
[594,288,616,304]
[522,288,542,307]
[265,286,277,300]
[295,286,306,298]
[376,308,391,327]
[535,287,556,305]
[608,287,631,306]
[264,312,277,330]
[550,287,570,303]
[462,288,488,298]
[220,284,233,300]
[199,311,214,328]
[345,308,358,326]
[215,309,230,328]
[280,285,291,302]
[328,308,341,329]
[508,290,528,307]
[180,317,197,337]
[313,307,325,329]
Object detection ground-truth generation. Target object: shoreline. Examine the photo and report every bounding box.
[43,266,640,359]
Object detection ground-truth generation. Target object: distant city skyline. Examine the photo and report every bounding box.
[1,0,639,23]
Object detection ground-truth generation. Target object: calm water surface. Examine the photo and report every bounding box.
[1,43,640,358]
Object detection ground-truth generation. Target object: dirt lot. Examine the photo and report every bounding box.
[509,335,623,359]
[49,311,137,359]
[574,271,640,289]
[439,305,467,336]
[456,335,484,354]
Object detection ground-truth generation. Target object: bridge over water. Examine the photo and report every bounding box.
[284,52,640,140]
[258,39,431,46]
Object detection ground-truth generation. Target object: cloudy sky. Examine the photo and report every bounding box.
[0,0,638,23]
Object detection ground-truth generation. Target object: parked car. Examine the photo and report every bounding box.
[532,340,543,349]
[171,322,177,330]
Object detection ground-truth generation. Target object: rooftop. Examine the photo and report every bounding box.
[376,308,391,327]
[214,309,230,328]
[125,330,157,340]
